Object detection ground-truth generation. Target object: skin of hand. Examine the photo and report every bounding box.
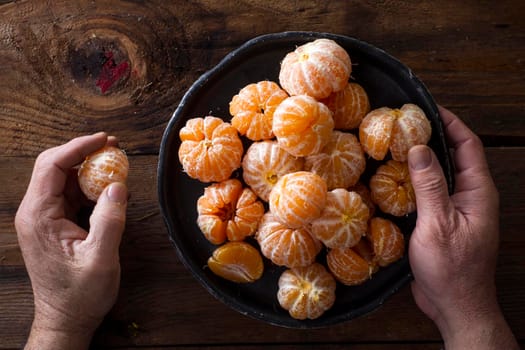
[14,132,128,350]
[407,106,519,349]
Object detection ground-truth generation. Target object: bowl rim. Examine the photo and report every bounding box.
[157,31,454,328]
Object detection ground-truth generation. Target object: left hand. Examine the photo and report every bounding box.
[15,132,128,349]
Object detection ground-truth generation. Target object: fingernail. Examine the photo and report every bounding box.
[409,146,432,170]
[107,182,128,204]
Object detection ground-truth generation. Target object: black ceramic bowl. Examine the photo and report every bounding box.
[158,32,453,328]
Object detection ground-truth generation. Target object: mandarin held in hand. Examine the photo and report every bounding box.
[279,38,351,99]
[277,263,336,320]
[359,103,431,161]
[78,145,129,202]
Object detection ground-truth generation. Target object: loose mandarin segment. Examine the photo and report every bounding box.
[242,140,304,202]
[207,241,264,283]
[353,238,379,274]
[348,182,376,218]
[178,116,243,182]
[256,212,322,268]
[369,160,416,216]
[230,81,289,141]
[273,95,334,157]
[269,171,328,228]
[279,38,351,99]
[359,103,431,161]
[304,131,366,190]
[78,146,129,202]
[368,217,405,267]
[310,189,369,249]
[327,247,372,286]
[197,179,264,245]
[277,263,336,320]
[321,82,370,130]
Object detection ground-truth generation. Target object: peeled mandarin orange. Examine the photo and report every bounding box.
[269,171,327,228]
[273,95,334,157]
[304,131,366,190]
[197,179,264,245]
[256,212,322,268]
[279,38,351,99]
[207,241,264,283]
[321,82,370,130]
[78,145,129,202]
[348,181,376,218]
[352,237,379,274]
[178,116,243,183]
[368,217,405,267]
[310,189,370,248]
[277,263,336,320]
[359,103,432,161]
[369,160,416,216]
[229,81,289,141]
[242,140,304,202]
[327,247,372,286]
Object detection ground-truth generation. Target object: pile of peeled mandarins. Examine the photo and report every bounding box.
[178,38,432,320]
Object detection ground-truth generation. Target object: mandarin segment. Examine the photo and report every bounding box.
[78,146,129,202]
[310,189,369,249]
[242,140,304,202]
[369,160,416,216]
[230,81,289,141]
[359,103,431,161]
[348,181,376,218]
[273,95,334,157]
[197,179,264,245]
[327,247,372,286]
[256,212,322,268]
[304,131,366,190]
[178,116,243,183]
[279,38,351,99]
[368,217,405,267]
[277,263,336,320]
[207,241,264,283]
[269,171,328,228]
[321,82,370,130]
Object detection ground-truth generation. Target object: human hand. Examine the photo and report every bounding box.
[407,106,518,349]
[15,132,128,350]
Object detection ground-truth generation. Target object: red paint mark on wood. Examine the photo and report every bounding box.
[96,51,129,94]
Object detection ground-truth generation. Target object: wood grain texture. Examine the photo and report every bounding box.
[1,0,524,349]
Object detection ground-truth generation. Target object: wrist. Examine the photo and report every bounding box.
[25,322,94,350]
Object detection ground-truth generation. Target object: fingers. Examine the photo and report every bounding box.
[408,145,452,220]
[87,182,128,261]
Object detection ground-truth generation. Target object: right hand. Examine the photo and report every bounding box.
[407,106,519,349]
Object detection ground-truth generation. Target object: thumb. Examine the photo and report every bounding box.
[408,145,451,220]
[87,182,128,260]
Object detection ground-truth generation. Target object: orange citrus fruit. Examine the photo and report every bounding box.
[242,140,304,202]
[256,212,322,268]
[369,160,416,216]
[348,181,376,218]
[207,241,264,283]
[277,262,336,320]
[321,82,370,130]
[304,131,366,190]
[327,247,372,286]
[368,217,405,267]
[229,81,289,141]
[310,189,369,249]
[352,237,379,274]
[78,145,129,202]
[359,103,432,161]
[273,95,334,157]
[269,171,327,228]
[197,179,265,244]
[279,38,351,99]
[178,116,243,183]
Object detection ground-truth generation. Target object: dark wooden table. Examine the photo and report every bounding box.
[1,1,524,349]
